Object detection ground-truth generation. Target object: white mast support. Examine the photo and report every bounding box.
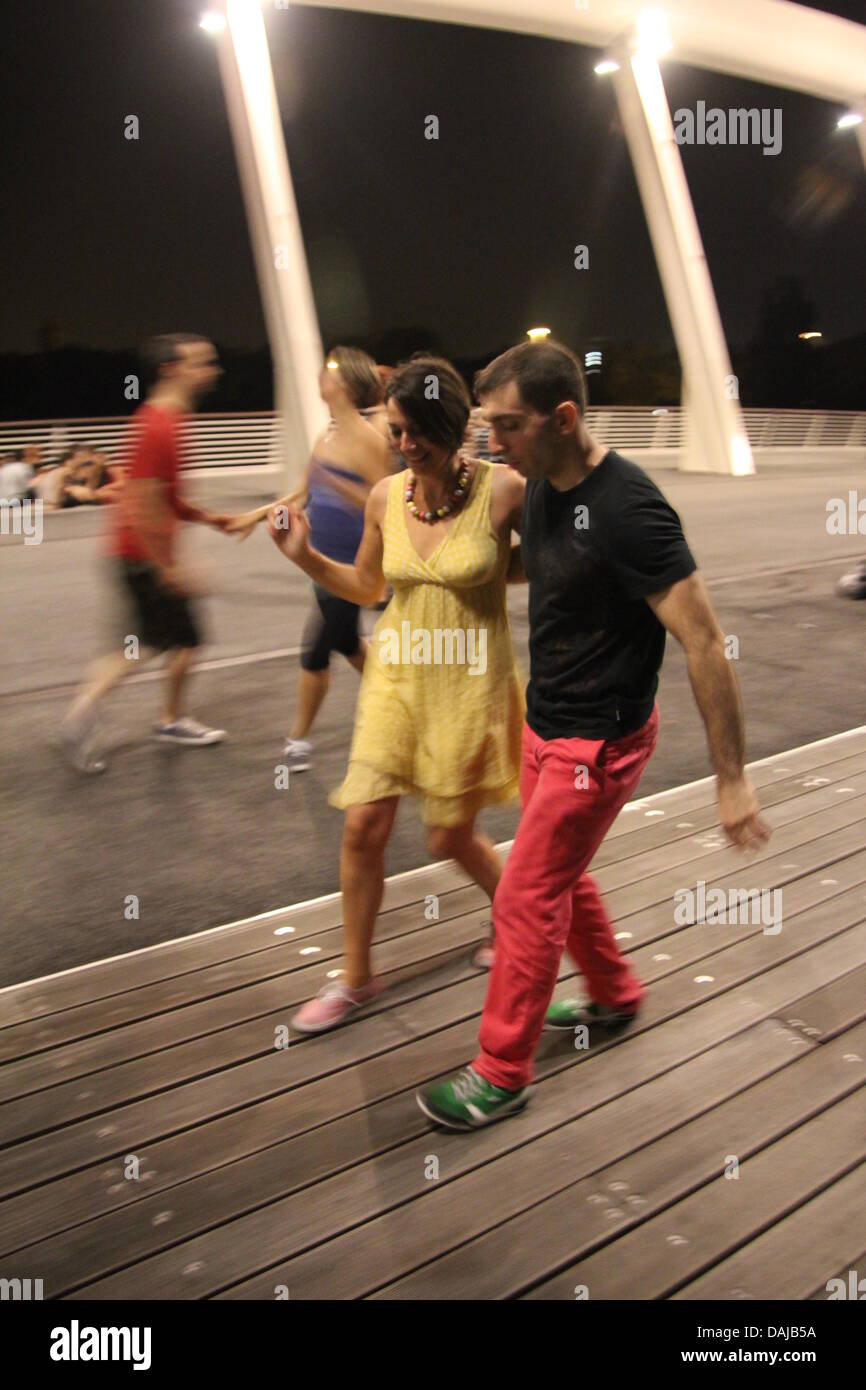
[216,0,326,486]
[288,1,866,107]
[612,50,753,475]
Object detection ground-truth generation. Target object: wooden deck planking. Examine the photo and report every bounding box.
[375,1020,866,1301]
[523,1090,865,1300]
[3,734,865,1032]
[1,828,866,1156]
[44,928,866,1297]
[2,844,864,1208]
[673,1165,866,1300]
[3,758,865,1092]
[0,733,864,1300]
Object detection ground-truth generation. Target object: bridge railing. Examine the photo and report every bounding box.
[1,407,864,471]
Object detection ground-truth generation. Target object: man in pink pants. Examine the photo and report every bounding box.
[418,340,770,1130]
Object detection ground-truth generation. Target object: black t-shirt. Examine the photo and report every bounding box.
[521,449,696,740]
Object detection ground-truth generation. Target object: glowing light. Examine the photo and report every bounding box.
[527,327,551,340]
[798,330,822,340]
[636,10,673,58]
[594,59,620,76]
[837,112,863,130]
[326,359,339,369]
[200,12,226,34]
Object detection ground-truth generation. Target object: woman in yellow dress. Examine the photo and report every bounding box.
[268,355,526,1032]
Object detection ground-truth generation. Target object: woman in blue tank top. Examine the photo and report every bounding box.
[228,347,395,767]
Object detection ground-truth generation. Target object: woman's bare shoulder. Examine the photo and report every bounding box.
[487,460,525,525]
[366,472,393,519]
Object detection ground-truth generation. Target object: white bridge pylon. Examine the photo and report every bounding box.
[212,1,866,479]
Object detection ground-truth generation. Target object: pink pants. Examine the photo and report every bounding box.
[474,705,659,1091]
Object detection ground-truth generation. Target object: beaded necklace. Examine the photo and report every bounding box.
[405,457,471,524]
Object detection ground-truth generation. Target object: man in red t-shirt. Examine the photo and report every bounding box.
[59,333,235,774]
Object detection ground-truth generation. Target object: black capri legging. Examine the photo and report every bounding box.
[300,583,362,672]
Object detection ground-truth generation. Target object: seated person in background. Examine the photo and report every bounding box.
[60,444,125,506]
[32,445,83,508]
[0,450,36,501]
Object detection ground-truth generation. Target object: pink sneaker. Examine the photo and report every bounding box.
[291,978,385,1034]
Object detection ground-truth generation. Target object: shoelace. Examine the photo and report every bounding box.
[451,1068,484,1102]
[317,982,351,1001]
[180,717,209,735]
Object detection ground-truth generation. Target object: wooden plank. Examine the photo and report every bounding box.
[607,836,866,968]
[1,850,866,1156]
[808,1248,866,1300]
[672,1165,866,1300]
[3,737,865,1027]
[597,778,866,894]
[591,746,866,876]
[372,1024,865,1301]
[523,1091,865,1300]
[600,790,866,924]
[774,963,866,1044]
[50,924,866,1298]
[607,731,866,837]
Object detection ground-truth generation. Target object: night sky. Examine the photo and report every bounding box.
[2,0,864,359]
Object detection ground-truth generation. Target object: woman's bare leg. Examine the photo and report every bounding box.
[289,668,329,739]
[340,797,400,988]
[427,820,502,901]
[345,637,368,675]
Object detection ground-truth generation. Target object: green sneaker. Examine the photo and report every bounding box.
[543,996,640,1032]
[416,1066,530,1131]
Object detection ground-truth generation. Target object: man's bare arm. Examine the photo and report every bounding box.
[646,571,770,849]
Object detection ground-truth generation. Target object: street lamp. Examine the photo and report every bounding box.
[636,10,674,59]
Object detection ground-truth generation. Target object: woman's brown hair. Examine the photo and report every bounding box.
[384,354,471,452]
[327,346,384,410]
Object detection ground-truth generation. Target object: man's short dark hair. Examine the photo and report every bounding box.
[385,354,471,451]
[139,333,210,390]
[474,340,588,416]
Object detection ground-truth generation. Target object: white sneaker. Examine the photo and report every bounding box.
[56,716,106,775]
[154,717,226,746]
[281,738,313,771]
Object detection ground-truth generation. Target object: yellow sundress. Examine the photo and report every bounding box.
[329,458,526,826]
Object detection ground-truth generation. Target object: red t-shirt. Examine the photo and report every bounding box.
[109,402,191,562]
